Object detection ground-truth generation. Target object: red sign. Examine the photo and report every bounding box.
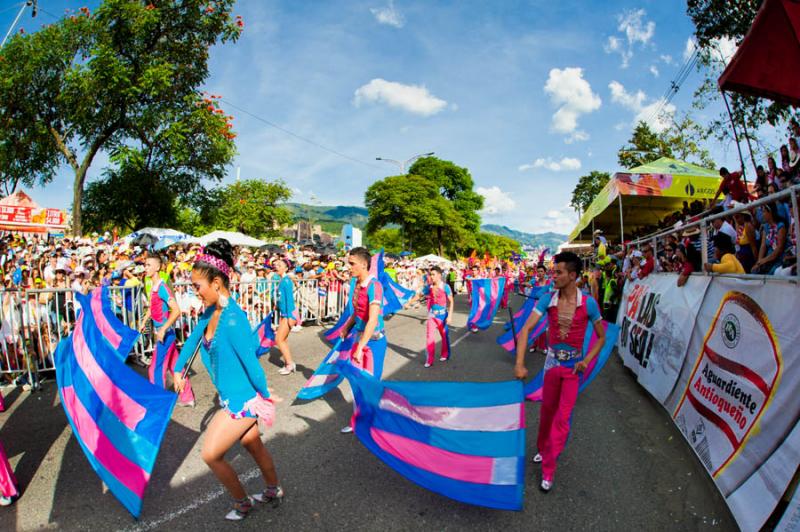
[0,205,66,226]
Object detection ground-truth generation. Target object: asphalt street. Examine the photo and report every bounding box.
[0,293,736,531]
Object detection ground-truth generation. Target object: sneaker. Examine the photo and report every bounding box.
[540,478,553,492]
[439,357,447,362]
[224,497,253,521]
[278,364,296,376]
[532,453,543,464]
[178,400,195,408]
[0,495,12,507]
[253,486,284,507]
[340,425,353,434]
[424,362,432,368]
[291,325,302,332]
[528,347,536,353]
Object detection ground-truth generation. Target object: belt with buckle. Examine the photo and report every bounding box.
[547,348,580,362]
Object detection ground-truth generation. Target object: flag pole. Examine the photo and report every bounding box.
[507,305,519,351]
[180,341,202,380]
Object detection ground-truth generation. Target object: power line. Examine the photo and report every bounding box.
[219,98,382,170]
[642,48,698,127]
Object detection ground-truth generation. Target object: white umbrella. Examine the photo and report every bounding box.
[414,254,452,265]
[194,230,267,248]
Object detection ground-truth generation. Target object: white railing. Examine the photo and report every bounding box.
[628,184,799,278]
[0,278,354,390]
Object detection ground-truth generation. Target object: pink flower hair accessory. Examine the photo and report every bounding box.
[194,247,232,278]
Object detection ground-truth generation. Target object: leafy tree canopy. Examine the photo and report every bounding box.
[570,171,611,215]
[0,0,243,234]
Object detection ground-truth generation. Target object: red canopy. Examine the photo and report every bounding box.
[719,0,800,106]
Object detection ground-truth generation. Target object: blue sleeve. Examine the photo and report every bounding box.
[158,283,172,304]
[226,310,269,397]
[368,279,383,305]
[445,284,452,298]
[420,285,430,297]
[173,309,210,372]
[586,296,602,323]
[534,292,553,315]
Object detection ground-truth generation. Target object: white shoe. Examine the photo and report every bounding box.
[540,478,553,492]
[291,325,302,332]
[532,453,542,463]
[253,486,284,507]
[340,425,353,434]
[278,364,296,375]
[224,497,253,520]
[528,347,536,353]
[0,495,12,507]
[439,357,447,362]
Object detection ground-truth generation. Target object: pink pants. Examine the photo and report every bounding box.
[149,331,194,405]
[426,316,450,365]
[0,440,18,500]
[537,365,579,481]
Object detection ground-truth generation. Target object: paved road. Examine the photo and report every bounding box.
[0,293,736,531]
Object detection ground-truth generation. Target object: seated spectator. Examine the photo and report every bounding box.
[704,233,745,274]
[639,246,655,278]
[753,203,787,274]
[733,211,757,273]
[675,244,699,287]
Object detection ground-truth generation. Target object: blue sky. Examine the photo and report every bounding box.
[1,0,771,234]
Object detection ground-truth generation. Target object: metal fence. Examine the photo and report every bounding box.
[0,278,354,391]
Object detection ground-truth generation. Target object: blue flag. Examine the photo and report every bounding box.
[467,278,506,330]
[337,361,525,511]
[55,289,177,517]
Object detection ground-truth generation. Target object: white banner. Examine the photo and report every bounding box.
[617,274,711,403]
[665,276,800,531]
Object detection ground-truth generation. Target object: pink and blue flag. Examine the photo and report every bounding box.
[523,321,620,401]
[54,289,177,518]
[371,249,415,315]
[337,360,525,510]
[467,278,506,330]
[297,335,355,400]
[90,286,140,360]
[497,311,547,353]
[324,278,356,343]
[253,313,276,357]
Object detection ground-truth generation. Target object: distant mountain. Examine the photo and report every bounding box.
[285,203,369,234]
[481,224,567,249]
[284,204,567,248]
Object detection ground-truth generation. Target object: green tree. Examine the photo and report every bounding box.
[365,175,466,257]
[617,122,668,169]
[473,232,521,258]
[407,156,484,234]
[215,179,294,237]
[82,93,237,232]
[570,171,611,215]
[365,228,404,253]
[618,119,715,170]
[0,1,242,235]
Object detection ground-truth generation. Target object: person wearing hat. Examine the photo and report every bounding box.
[143,253,195,407]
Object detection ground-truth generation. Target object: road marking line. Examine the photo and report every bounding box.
[123,468,261,532]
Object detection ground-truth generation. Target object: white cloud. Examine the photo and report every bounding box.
[477,186,516,215]
[520,157,582,172]
[683,38,696,61]
[604,36,621,53]
[564,130,589,144]
[370,0,404,28]
[605,9,656,67]
[354,79,448,116]
[649,65,659,77]
[660,54,673,65]
[543,67,601,136]
[545,209,562,219]
[536,207,578,232]
[711,36,737,65]
[609,80,675,133]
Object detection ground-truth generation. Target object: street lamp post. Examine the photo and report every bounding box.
[376,152,435,174]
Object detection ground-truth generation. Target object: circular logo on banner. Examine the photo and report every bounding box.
[722,313,741,348]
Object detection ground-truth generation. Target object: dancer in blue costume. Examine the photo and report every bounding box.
[173,239,283,521]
